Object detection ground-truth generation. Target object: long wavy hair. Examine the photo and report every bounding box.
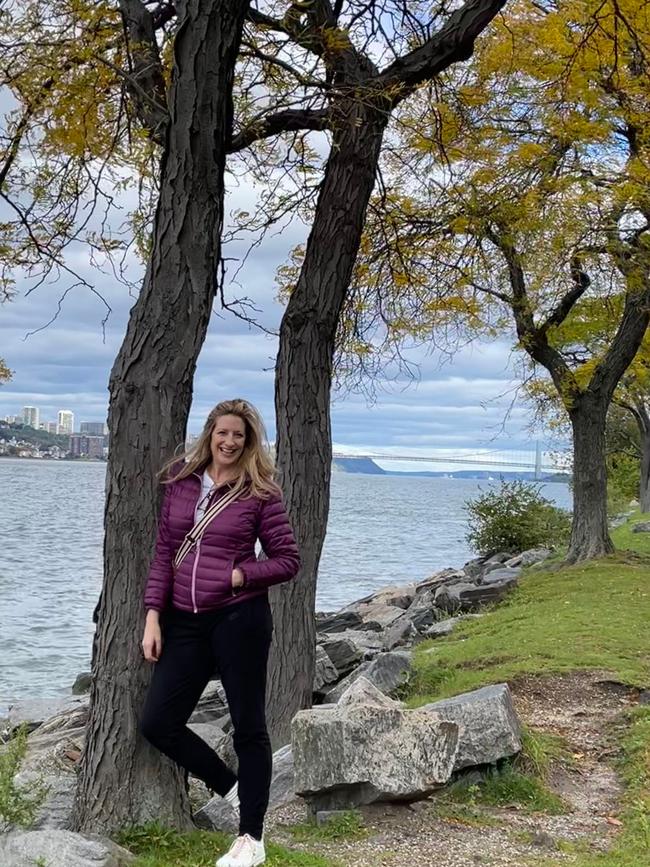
[160,399,279,499]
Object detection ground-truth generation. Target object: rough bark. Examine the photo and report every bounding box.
[71,0,249,834]
[634,403,650,513]
[266,0,509,748]
[567,396,615,563]
[267,99,388,748]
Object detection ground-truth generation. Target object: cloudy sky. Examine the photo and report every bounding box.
[1,170,547,473]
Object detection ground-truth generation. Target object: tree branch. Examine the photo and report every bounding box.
[228,107,330,153]
[118,0,169,146]
[379,0,507,106]
[539,254,592,334]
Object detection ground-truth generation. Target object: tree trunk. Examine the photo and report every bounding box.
[266,101,388,747]
[567,395,615,562]
[635,404,650,513]
[72,0,249,834]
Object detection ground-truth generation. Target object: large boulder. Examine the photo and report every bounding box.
[0,830,134,867]
[414,569,468,594]
[2,697,89,737]
[403,588,440,631]
[420,684,522,770]
[504,548,550,568]
[365,584,417,610]
[479,567,521,585]
[318,635,364,676]
[292,677,459,812]
[10,703,88,830]
[324,651,412,704]
[351,602,407,632]
[434,579,516,613]
[190,681,228,724]
[313,645,340,695]
[195,743,296,832]
[632,521,650,534]
[315,610,364,634]
[382,615,418,651]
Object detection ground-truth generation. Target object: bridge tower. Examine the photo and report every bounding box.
[534,440,542,481]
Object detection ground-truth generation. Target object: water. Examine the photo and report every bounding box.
[0,458,571,704]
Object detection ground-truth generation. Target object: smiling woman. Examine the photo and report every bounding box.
[140,398,300,867]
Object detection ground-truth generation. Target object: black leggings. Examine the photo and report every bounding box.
[140,594,273,840]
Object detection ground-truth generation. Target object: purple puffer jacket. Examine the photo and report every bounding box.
[144,472,300,613]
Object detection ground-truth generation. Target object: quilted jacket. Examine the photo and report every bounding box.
[144,471,300,613]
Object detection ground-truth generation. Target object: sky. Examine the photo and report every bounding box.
[0,164,549,474]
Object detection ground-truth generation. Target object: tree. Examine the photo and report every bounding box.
[338,0,650,562]
[0,359,11,383]
[2,0,507,810]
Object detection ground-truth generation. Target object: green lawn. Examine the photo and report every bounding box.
[116,824,342,867]
[407,520,650,706]
[112,517,650,867]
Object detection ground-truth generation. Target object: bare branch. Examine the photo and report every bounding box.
[118,0,169,145]
[228,108,330,153]
[379,0,507,106]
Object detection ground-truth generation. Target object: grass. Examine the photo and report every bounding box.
[110,515,647,865]
[283,810,368,842]
[115,823,342,867]
[406,520,650,706]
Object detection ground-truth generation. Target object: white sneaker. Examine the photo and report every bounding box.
[216,834,265,867]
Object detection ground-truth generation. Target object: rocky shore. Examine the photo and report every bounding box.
[1,546,551,866]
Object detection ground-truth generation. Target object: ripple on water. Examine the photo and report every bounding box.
[0,459,572,700]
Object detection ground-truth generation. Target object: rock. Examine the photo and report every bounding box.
[353,602,407,632]
[292,682,459,811]
[435,580,516,613]
[504,548,550,568]
[313,645,340,694]
[479,567,521,585]
[423,615,482,639]
[382,615,418,651]
[8,703,89,830]
[315,610,364,634]
[337,676,402,708]
[3,696,89,737]
[632,521,650,533]
[423,618,458,638]
[462,557,488,580]
[71,672,92,695]
[324,651,412,704]
[0,830,134,867]
[482,552,515,570]
[318,636,366,676]
[195,743,296,832]
[421,684,522,771]
[330,629,385,657]
[190,681,228,724]
[322,661,371,703]
[404,589,440,631]
[415,569,468,593]
[187,722,228,753]
[366,584,417,610]
[639,689,650,706]
[530,830,557,849]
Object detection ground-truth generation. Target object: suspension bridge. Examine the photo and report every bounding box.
[332,443,563,479]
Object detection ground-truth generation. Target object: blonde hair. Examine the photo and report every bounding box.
[161,399,279,499]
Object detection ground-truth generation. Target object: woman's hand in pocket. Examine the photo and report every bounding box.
[231,567,245,590]
[142,610,163,662]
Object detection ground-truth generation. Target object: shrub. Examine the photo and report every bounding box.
[0,725,48,830]
[465,479,571,556]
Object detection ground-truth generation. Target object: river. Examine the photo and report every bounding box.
[0,458,571,705]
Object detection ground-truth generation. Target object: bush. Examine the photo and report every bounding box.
[465,479,571,556]
[0,725,48,830]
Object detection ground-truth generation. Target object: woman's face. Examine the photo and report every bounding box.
[210,414,246,470]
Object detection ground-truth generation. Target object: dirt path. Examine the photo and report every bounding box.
[266,671,638,866]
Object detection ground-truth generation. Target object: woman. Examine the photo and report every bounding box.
[140,399,300,867]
